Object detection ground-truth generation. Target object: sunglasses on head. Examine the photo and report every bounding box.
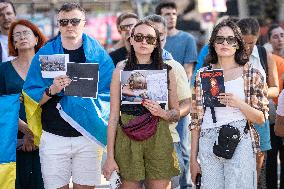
[120,24,134,31]
[132,33,157,45]
[215,36,237,45]
[58,18,82,27]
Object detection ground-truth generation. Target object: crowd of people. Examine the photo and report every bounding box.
[0,0,284,189]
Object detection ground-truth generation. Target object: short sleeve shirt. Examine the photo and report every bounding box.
[164,59,191,142]
[0,35,14,62]
[164,31,197,65]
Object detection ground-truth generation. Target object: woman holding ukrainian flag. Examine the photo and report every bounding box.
[0,19,46,189]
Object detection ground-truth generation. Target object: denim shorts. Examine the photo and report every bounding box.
[199,120,257,189]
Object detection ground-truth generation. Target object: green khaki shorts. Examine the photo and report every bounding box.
[115,114,180,181]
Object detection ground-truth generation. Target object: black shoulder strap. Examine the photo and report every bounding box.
[257,45,268,81]
[0,42,2,62]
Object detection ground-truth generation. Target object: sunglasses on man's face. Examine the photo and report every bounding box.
[215,36,237,45]
[120,24,134,31]
[132,33,157,45]
[58,18,82,27]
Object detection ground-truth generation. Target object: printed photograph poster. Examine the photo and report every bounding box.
[200,69,225,107]
[120,69,168,104]
[40,54,69,78]
[65,63,99,98]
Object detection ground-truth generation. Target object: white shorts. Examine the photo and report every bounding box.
[39,131,103,189]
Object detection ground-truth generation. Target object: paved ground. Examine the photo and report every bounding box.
[69,155,282,189]
[70,175,109,189]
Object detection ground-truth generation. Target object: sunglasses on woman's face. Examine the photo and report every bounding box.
[215,36,237,45]
[58,18,82,27]
[132,33,157,45]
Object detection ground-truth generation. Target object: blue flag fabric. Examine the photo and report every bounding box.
[23,33,114,147]
[0,94,20,188]
[0,94,19,163]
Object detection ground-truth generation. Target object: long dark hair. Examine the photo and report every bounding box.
[206,19,249,66]
[125,20,164,70]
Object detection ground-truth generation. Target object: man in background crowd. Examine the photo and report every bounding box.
[156,1,197,188]
[0,0,16,62]
[144,14,191,189]
[109,12,138,66]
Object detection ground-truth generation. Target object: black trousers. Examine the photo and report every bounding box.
[16,149,44,189]
[266,124,284,189]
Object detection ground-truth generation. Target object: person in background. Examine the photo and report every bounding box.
[0,19,46,189]
[265,23,284,189]
[155,2,196,188]
[268,24,284,58]
[237,18,279,187]
[108,12,138,65]
[144,14,191,189]
[275,89,284,137]
[268,24,284,100]
[0,0,16,62]
[156,0,197,83]
[190,19,268,189]
[103,20,180,189]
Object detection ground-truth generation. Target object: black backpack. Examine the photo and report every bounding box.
[257,45,268,81]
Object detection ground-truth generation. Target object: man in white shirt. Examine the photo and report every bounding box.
[0,0,16,62]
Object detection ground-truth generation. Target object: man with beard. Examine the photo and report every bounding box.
[0,0,16,62]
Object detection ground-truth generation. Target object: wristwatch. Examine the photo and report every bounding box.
[45,87,53,97]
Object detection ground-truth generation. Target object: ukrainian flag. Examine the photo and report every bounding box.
[23,33,114,147]
[22,91,42,146]
[0,94,20,189]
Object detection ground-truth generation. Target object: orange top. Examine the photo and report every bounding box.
[273,54,284,104]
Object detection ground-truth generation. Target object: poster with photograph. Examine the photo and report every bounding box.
[40,54,69,78]
[200,69,225,107]
[65,63,99,98]
[120,70,168,104]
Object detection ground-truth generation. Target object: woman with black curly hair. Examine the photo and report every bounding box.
[190,20,269,189]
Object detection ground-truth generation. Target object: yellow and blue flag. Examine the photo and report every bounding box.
[0,94,20,189]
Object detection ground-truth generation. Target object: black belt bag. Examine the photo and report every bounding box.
[213,124,241,159]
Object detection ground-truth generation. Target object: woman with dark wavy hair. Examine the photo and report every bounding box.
[103,20,180,189]
[0,19,46,189]
[190,20,268,189]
